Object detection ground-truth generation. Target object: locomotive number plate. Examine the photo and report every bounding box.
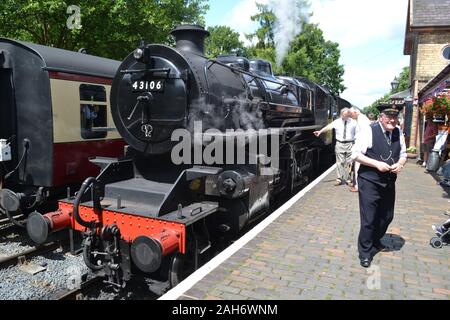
[132,80,165,92]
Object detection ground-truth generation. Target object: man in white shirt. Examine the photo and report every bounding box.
[349,107,372,192]
[314,107,357,186]
[351,103,407,268]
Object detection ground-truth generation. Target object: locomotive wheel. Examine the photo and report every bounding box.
[168,253,188,288]
[430,237,443,249]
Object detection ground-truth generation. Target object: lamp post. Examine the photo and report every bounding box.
[391,76,399,92]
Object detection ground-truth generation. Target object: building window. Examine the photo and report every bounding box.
[442,45,450,61]
[80,84,107,139]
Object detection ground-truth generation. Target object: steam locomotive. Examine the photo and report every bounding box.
[0,39,124,227]
[26,25,350,291]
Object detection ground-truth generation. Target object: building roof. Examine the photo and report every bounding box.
[390,88,412,99]
[404,0,450,55]
[412,0,450,27]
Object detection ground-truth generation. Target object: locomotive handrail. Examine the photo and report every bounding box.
[203,58,299,107]
[205,59,286,86]
[120,68,171,75]
[91,127,117,132]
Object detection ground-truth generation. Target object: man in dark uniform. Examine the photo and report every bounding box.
[351,103,407,268]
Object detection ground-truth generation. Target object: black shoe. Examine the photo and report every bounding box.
[360,258,371,268]
[374,242,389,252]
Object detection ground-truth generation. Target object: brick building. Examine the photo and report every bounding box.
[403,0,450,149]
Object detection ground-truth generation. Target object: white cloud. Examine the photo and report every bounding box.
[220,0,270,44]
[310,0,408,49]
[342,55,410,107]
[310,0,410,107]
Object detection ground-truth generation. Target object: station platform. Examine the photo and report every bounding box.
[160,160,450,300]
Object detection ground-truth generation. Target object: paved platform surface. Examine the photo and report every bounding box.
[177,161,450,300]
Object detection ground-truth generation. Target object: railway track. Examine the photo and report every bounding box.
[0,214,24,236]
[54,276,104,300]
[0,241,61,269]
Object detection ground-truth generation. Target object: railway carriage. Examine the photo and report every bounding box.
[0,39,125,226]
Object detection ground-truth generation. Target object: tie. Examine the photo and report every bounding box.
[385,131,391,145]
[343,120,347,140]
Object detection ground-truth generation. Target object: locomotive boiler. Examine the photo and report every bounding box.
[27,25,348,291]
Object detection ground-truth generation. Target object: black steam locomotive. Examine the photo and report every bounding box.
[27,25,350,291]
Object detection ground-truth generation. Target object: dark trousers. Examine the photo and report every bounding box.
[357,176,395,259]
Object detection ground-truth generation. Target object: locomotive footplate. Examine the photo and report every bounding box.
[86,199,220,226]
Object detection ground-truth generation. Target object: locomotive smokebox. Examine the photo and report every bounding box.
[170,24,210,55]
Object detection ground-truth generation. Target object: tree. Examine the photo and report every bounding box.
[204,25,245,58]
[281,23,346,95]
[246,2,345,95]
[363,93,390,117]
[396,66,410,93]
[246,3,275,49]
[0,0,209,60]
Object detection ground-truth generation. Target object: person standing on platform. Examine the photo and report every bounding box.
[422,115,438,167]
[314,108,357,186]
[349,107,372,192]
[351,104,407,268]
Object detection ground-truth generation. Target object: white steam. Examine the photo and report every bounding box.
[268,0,310,66]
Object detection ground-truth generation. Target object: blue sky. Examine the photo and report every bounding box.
[204,0,410,108]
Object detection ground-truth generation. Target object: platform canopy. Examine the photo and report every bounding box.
[389,89,412,106]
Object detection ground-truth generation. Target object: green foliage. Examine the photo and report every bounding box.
[280,23,346,95]
[246,3,276,49]
[406,146,416,153]
[204,25,245,58]
[0,0,209,60]
[245,3,345,95]
[396,67,410,93]
[0,0,345,96]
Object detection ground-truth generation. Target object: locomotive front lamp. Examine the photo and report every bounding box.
[133,48,144,60]
[391,76,399,92]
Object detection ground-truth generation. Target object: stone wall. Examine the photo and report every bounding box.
[416,33,450,84]
[409,32,450,149]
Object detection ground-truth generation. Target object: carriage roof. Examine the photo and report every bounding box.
[0,38,120,79]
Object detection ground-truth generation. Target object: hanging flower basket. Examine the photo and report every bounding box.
[421,95,450,117]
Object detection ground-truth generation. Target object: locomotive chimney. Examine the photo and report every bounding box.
[170,24,210,55]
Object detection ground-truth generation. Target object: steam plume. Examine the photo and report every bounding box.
[268,0,310,66]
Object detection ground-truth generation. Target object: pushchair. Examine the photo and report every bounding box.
[430,212,450,248]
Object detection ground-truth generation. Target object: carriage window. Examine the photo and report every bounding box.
[80,84,107,139]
